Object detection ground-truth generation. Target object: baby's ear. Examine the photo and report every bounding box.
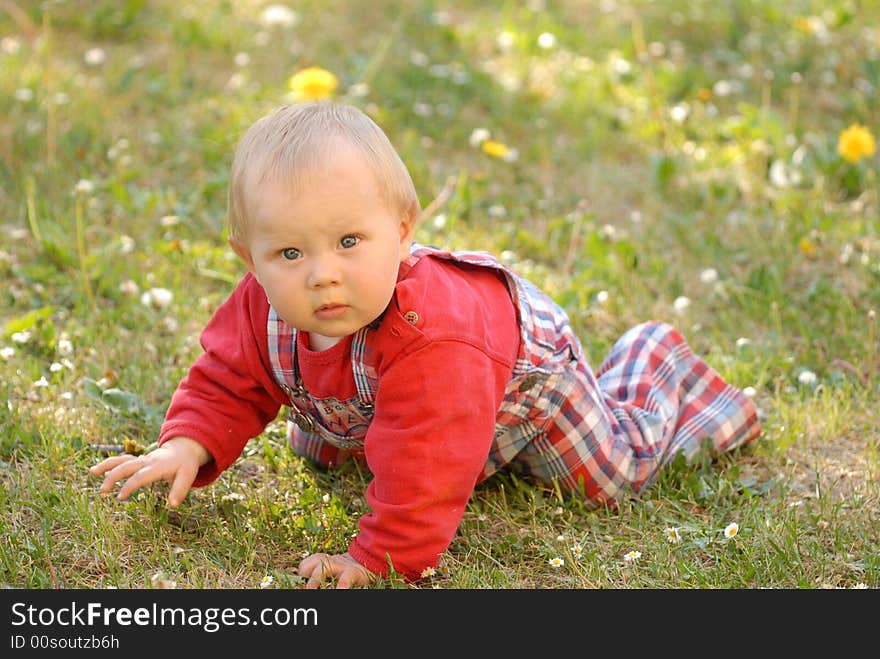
[229,237,256,273]
[398,202,418,257]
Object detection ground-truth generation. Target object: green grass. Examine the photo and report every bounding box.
[1,0,878,589]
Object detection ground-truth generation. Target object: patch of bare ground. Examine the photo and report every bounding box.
[780,430,878,505]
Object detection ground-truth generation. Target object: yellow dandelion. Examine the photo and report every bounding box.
[723,522,739,539]
[288,66,338,101]
[837,123,876,163]
[794,17,814,33]
[420,566,437,578]
[481,140,510,159]
[549,557,565,568]
[798,236,817,258]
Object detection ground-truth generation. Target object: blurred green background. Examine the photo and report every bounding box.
[0,0,877,588]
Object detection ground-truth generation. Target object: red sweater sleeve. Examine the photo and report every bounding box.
[157,274,288,486]
[347,342,513,581]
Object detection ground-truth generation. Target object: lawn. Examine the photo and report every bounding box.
[1,0,877,589]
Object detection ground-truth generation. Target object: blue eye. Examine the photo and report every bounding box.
[340,235,360,249]
[281,247,301,260]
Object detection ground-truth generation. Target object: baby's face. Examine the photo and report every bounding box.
[235,145,413,349]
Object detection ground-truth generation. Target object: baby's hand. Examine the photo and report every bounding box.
[88,436,210,508]
[298,552,374,589]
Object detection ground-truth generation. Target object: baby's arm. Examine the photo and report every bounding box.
[89,436,211,507]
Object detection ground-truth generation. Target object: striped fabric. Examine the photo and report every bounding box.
[267,244,761,507]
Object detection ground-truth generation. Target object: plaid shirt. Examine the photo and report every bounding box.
[268,244,761,506]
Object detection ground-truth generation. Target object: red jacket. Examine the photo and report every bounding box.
[158,259,519,580]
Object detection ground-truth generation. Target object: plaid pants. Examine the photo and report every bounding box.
[496,319,761,505]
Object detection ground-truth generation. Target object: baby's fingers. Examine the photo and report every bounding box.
[89,454,136,476]
[298,553,334,589]
[110,459,166,501]
[167,465,197,508]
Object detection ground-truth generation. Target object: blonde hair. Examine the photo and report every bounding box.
[227,101,420,241]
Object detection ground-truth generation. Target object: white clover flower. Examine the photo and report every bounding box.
[670,103,689,123]
[452,70,470,85]
[664,527,682,544]
[34,376,49,388]
[469,127,491,148]
[74,179,95,195]
[119,235,136,254]
[743,386,756,397]
[11,330,31,344]
[537,32,557,49]
[769,160,791,188]
[57,339,73,356]
[83,47,107,66]
[699,268,718,284]
[501,147,519,163]
[549,557,564,568]
[1,36,21,54]
[234,52,251,67]
[13,88,34,102]
[413,101,433,117]
[432,214,447,229]
[409,50,429,67]
[141,287,173,309]
[50,362,63,373]
[431,10,452,26]
[623,550,642,562]
[797,370,818,386]
[225,72,246,92]
[612,57,632,77]
[596,290,609,305]
[723,522,739,539]
[259,5,299,28]
[713,80,734,96]
[119,280,140,296]
[347,82,370,97]
[673,296,691,313]
[496,31,515,51]
[735,337,751,348]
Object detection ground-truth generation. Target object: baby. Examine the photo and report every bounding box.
[90,101,761,588]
